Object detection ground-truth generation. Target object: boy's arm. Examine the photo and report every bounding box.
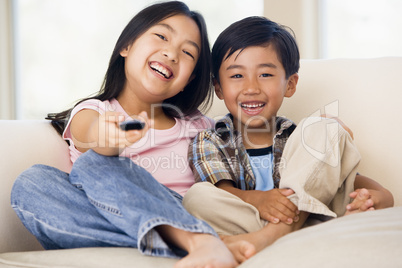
[189,132,299,224]
[216,180,299,224]
[346,174,394,213]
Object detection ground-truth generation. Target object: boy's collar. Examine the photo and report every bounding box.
[215,113,235,137]
[214,113,295,138]
[275,117,296,137]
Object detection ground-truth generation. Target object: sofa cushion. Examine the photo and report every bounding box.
[0,247,177,268]
[1,207,401,268]
[240,206,402,267]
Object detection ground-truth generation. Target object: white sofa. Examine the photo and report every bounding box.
[1,58,401,267]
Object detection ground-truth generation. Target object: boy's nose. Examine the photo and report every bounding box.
[242,78,260,94]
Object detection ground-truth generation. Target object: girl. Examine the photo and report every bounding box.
[11,1,254,267]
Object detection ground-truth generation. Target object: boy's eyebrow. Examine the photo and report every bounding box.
[226,64,243,70]
[226,63,277,70]
[156,23,200,53]
[259,63,277,69]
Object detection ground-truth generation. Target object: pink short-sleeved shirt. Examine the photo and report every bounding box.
[62,98,214,196]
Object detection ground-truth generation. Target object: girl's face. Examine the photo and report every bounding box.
[120,14,201,104]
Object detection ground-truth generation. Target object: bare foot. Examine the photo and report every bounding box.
[221,229,275,254]
[174,233,237,268]
[221,211,308,261]
[225,240,257,263]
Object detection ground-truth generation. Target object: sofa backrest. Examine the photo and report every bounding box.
[1,57,401,254]
[209,57,402,207]
[282,58,402,208]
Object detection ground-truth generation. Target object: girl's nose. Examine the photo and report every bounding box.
[162,47,178,63]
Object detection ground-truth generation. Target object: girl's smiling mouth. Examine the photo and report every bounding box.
[149,62,173,79]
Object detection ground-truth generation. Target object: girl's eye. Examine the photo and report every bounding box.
[155,34,167,41]
[231,74,243,79]
[183,50,194,59]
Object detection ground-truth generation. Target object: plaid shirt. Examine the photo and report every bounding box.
[188,114,296,190]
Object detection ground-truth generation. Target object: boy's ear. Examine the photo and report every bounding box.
[284,73,299,98]
[213,79,224,100]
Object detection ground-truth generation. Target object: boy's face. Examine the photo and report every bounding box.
[215,45,298,130]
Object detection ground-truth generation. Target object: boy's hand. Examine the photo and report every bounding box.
[250,188,299,224]
[216,181,299,224]
[321,114,354,139]
[345,188,375,215]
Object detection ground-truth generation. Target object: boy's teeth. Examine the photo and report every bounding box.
[241,103,264,108]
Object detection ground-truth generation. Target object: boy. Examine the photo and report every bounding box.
[183,16,394,262]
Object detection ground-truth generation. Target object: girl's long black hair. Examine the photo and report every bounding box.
[47,1,212,135]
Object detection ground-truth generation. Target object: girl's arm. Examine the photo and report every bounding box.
[70,109,149,156]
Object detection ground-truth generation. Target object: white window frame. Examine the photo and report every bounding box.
[2,0,321,119]
[0,0,16,119]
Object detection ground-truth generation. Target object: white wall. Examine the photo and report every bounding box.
[263,0,321,59]
[1,0,322,119]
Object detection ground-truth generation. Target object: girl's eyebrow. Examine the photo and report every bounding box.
[156,23,200,53]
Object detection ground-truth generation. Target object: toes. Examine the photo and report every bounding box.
[227,240,256,263]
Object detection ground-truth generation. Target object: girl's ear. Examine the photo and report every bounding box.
[213,79,224,100]
[181,74,196,92]
[187,74,196,85]
[120,46,130,57]
[285,73,299,98]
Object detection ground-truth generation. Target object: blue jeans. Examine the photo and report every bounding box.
[11,150,216,258]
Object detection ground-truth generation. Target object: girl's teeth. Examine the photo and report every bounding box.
[150,63,172,78]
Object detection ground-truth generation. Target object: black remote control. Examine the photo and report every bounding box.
[119,120,145,131]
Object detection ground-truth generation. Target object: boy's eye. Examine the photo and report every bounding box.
[261,73,273,78]
[231,74,243,78]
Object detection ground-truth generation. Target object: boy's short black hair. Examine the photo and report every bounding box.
[212,16,300,82]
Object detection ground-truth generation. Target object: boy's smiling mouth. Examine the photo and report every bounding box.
[149,62,173,79]
[240,102,266,115]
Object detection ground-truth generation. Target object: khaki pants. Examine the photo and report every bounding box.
[183,117,361,236]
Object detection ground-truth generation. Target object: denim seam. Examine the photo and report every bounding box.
[87,196,122,217]
[137,217,216,258]
[12,205,132,247]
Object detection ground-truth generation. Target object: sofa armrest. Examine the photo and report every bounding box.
[0,120,72,253]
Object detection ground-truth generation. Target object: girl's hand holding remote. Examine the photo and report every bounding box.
[97,111,151,151]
